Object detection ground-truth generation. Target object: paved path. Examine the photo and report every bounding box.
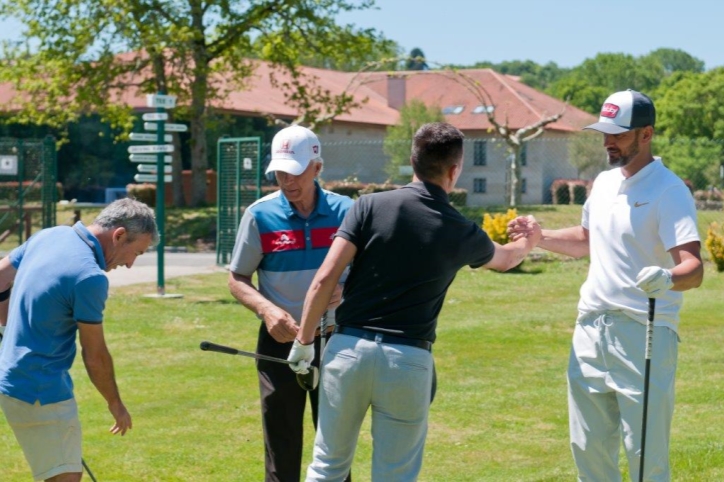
[105,251,227,287]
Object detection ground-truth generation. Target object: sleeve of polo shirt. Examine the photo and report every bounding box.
[468,225,496,268]
[8,242,27,268]
[657,183,700,251]
[334,196,366,248]
[74,274,108,324]
[228,209,263,276]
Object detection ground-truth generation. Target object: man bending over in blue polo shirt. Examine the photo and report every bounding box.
[0,198,158,482]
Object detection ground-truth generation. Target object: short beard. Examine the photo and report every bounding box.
[607,130,640,168]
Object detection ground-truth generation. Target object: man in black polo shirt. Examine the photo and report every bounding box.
[288,122,541,481]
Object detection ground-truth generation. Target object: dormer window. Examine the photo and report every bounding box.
[442,105,464,115]
[472,105,494,114]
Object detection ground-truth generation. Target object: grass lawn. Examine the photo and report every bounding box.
[0,204,722,480]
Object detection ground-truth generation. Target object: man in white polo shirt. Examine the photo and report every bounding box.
[510,89,703,481]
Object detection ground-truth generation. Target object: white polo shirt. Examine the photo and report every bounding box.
[579,158,700,331]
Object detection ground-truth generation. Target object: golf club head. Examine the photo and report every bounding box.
[296,366,319,391]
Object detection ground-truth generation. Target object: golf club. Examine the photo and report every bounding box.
[82,457,98,482]
[199,341,319,391]
[638,298,655,482]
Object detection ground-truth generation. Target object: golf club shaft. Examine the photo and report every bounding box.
[638,297,655,482]
[82,457,98,482]
[200,341,292,365]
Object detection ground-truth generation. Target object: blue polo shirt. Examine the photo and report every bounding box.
[229,182,353,324]
[0,222,108,404]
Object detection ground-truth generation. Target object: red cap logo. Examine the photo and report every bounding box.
[281,140,290,150]
[601,103,619,118]
[313,145,319,154]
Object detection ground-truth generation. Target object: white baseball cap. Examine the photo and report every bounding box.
[266,125,322,175]
[583,89,656,135]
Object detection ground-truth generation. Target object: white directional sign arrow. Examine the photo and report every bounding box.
[128,144,174,154]
[144,122,188,132]
[129,154,172,163]
[146,94,177,109]
[142,112,169,121]
[134,173,172,183]
[130,132,173,142]
[137,164,173,173]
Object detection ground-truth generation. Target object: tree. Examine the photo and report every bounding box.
[654,68,724,140]
[449,70,565,207]
[0,0,388,206]
[382,99,443,183]
[645,48,705,75]
[405,48,428,71]
[447,59,569,91]
[653,137,722,190]
[547,53,664,114]
[568,132,608,179]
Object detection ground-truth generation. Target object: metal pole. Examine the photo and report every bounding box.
[155,91,166,296]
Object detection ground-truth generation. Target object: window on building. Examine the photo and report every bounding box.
[442,105,464,115]
[472,105,494,114]
[473,140,487,166]
[520,144,528,166]
[473,178,487,193]
[521,178,527,194]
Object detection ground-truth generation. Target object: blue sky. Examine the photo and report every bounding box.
[336,0,723,69]
[0,0,721,70]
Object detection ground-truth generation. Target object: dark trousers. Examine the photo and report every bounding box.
[257,324,351,482]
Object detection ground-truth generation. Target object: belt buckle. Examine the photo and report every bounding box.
[374,333,383,344]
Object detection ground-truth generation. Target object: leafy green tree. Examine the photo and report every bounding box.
[653,137,722,190]
[645,48,705,75]
[568,132,608,179]
[654,68,724,139]
[445,59,569,90]
[383,100,443,183]
[0,0,387,206]
[548,53,664,114]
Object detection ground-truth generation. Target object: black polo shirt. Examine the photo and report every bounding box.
[335,181,495,342]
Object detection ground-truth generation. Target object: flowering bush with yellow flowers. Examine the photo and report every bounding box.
[705,222,724,272]
[482,208,518,245]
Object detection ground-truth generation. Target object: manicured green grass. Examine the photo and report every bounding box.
[1,203,722,480]
[1,258,722,481]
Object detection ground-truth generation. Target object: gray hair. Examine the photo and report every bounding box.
[92,198,159,246]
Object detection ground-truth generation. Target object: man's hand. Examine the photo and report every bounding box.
[108,399,132,436]
[287,339,315,374]
[507,215,541,243]
[260,305,299,343]
[636,266,673,298]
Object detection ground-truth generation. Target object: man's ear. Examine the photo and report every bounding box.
[112,227,127,244]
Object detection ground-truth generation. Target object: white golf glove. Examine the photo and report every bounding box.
[636,266,673,298]
[287,339,315,375]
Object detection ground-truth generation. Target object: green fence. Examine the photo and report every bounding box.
[216,137,262,266]
[0,136,57,246]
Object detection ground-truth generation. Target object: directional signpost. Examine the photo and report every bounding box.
[128,92,187,299]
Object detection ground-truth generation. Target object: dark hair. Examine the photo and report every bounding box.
[411,122,465,181]
[92,198,159,245]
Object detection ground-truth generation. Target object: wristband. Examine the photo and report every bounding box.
[0,286,10,302]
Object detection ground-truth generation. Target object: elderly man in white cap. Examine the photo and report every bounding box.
[227,125,353,482]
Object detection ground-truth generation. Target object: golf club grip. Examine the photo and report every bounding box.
[645,298,655,360]
[200,341,239,356]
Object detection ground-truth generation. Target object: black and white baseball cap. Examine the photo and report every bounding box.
[583,89,656,135]
[266,125,322,175]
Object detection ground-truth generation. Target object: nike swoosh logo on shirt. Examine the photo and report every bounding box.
[634,201,650,208]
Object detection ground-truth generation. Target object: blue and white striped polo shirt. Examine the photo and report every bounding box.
[229,182,353,324]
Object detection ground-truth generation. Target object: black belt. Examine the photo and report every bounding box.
[333,325,432,352]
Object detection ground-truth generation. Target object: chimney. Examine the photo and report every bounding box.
[387,74,406,110]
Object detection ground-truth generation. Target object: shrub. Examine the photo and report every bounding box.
[482,208,517,245]
[359,182,400,195]
[551,179,572,205]
[323,180,366,198]
[0,181,63,203]
[705,222,724,272]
